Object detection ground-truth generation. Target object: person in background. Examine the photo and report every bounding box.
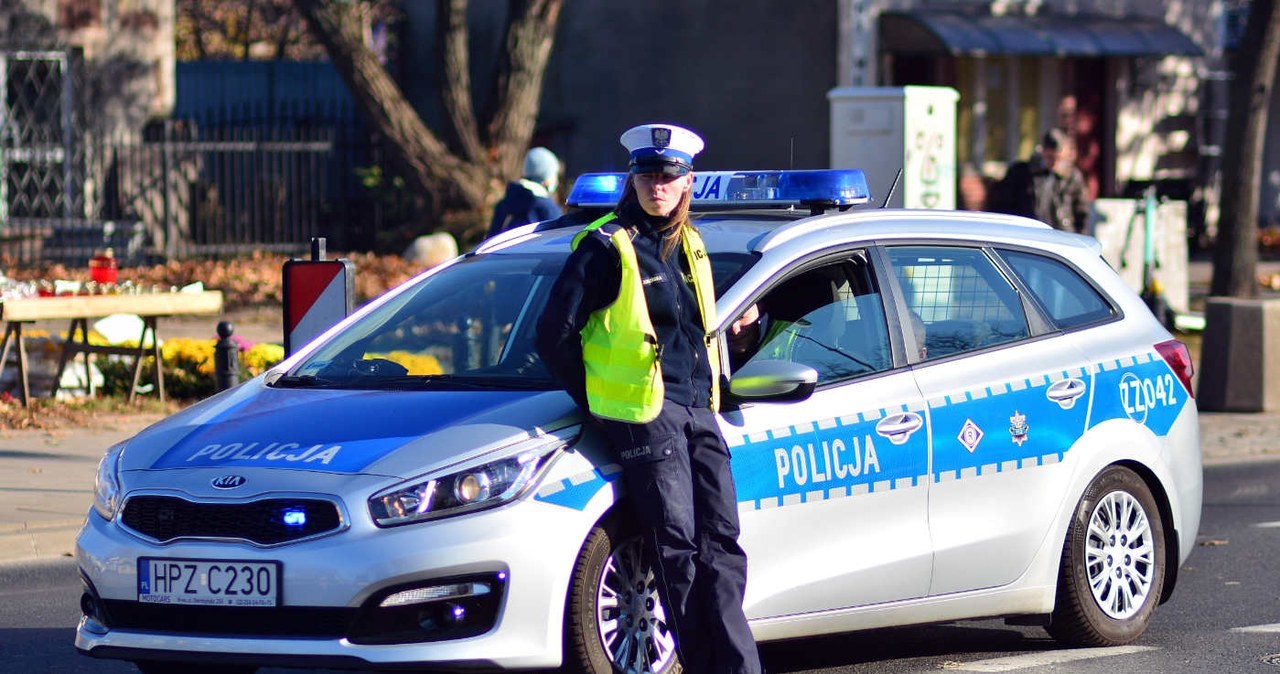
[486,146,563,238]
[993,128,1092,234]
[536,123,763,674]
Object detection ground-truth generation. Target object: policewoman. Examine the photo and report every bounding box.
[536,123,762,674]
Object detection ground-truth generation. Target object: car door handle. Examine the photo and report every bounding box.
[875,412,923,445]
[1046,378,1087,410]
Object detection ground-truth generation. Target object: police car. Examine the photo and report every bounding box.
[75,169,1202,674]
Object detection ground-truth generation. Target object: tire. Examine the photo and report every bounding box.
[563,514,681,674]
[1047,466,1166,646]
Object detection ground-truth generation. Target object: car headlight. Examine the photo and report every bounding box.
[92,442,127,521]
[368,427,578,527]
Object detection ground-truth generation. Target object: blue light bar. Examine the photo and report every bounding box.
[566,173,627,208]
[566,169,873,210]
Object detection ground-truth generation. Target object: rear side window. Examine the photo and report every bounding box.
[886,246,1030,360]
[999,250,1115,329]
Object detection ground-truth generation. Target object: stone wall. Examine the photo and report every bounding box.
[35,0,176,131]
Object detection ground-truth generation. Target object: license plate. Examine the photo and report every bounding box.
[137,558,281,607]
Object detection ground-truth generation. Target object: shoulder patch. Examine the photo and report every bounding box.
[572,225,620,252]
[588,227,615,242]
[587,222,624,246]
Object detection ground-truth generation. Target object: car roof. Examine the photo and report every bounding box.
[479,205,1092,260]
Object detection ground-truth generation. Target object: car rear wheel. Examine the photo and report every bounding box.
[563,514,680,674]
[1048,465,1166,646]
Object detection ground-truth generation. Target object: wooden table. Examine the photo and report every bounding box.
[0,291,225,405]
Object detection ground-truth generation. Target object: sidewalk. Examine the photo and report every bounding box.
[0,412,167,566]
[0,408,1274,567]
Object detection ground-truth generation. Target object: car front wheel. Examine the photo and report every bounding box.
[563,514,681,674]
[1048,465,1166,646]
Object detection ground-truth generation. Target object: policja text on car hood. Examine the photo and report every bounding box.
[115,378,577,479]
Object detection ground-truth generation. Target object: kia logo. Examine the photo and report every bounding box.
[211,475,247,490]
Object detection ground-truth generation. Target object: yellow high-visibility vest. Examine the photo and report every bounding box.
[572,213,721,422]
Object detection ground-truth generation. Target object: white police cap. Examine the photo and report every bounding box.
[619,123,704,176]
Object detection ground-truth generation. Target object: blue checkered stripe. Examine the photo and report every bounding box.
[528,351,1185,512]
[727,405,930,511]
[534,463,623,510]
[1088,351,1186,437]
[928,366,1092,483]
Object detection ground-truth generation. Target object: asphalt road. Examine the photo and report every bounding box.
[3,458,1278,674]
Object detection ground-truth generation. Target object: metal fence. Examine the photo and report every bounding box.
[1,122,341,265]
[171,61,397,258]
[1,52,393,267]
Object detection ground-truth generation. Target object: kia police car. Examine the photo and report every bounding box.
[76,169,1202,674]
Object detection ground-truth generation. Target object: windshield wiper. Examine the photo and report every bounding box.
[448,375,557,390]
[269,374,344,388]
[351,374,556,391]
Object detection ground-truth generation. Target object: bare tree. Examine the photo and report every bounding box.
[293,0,564,239]
[1212,0,1280,298]
[0,0,57,48]
[177,0,398,61]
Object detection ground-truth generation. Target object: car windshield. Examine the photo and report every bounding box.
[278,248,755,390]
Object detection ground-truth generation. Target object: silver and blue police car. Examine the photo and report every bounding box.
[76,169,1202,674]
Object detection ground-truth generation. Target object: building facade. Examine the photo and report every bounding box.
[399,1,1226,234]
[852,0,1220,234]
[9,0,177,128]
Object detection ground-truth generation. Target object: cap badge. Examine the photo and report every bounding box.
[651,127,671,149]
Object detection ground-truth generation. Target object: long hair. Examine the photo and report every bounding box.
[616,175,695,258]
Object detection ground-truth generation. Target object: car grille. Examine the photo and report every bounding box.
[101,600,355,637]
[120,495,343,545]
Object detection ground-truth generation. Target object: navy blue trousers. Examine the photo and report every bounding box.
[602,400,762,674]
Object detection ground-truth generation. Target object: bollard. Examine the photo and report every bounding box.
[214,321,240,392]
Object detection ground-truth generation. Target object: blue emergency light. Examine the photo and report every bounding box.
[565,169,873,211]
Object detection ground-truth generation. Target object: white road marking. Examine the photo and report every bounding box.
[1232,623,1280,633]
[1252,521,1280,528]
[941,646,1156,671]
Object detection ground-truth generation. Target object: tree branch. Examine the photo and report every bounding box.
[1213,0,1280,298]
[488,0,564,178]
[294,0,490,215]
[438,0,485,165]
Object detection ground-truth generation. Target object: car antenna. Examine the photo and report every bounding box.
[881,168,903,208]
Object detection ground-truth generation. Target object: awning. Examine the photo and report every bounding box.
[880,11,1204,58]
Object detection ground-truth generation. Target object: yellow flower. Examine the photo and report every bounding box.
[161,338,217,376]
[242,344,285,375]
[367,351,443,375]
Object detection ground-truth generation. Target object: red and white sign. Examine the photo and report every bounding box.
[283,259,354,355]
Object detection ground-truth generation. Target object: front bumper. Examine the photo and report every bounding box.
[75,494,589,671]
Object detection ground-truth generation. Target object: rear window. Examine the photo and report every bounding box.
[999,250,1116,329]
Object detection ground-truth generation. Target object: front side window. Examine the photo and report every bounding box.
[999,249,1115,329]
[887,246,1030,360]
[730,255,891,384]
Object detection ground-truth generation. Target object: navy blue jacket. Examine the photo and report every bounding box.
[535,203,713,414]
[487,180,563,239]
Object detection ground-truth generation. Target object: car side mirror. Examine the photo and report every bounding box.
[727,359,818,403]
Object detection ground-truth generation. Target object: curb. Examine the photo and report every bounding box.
[0,518,81,566]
